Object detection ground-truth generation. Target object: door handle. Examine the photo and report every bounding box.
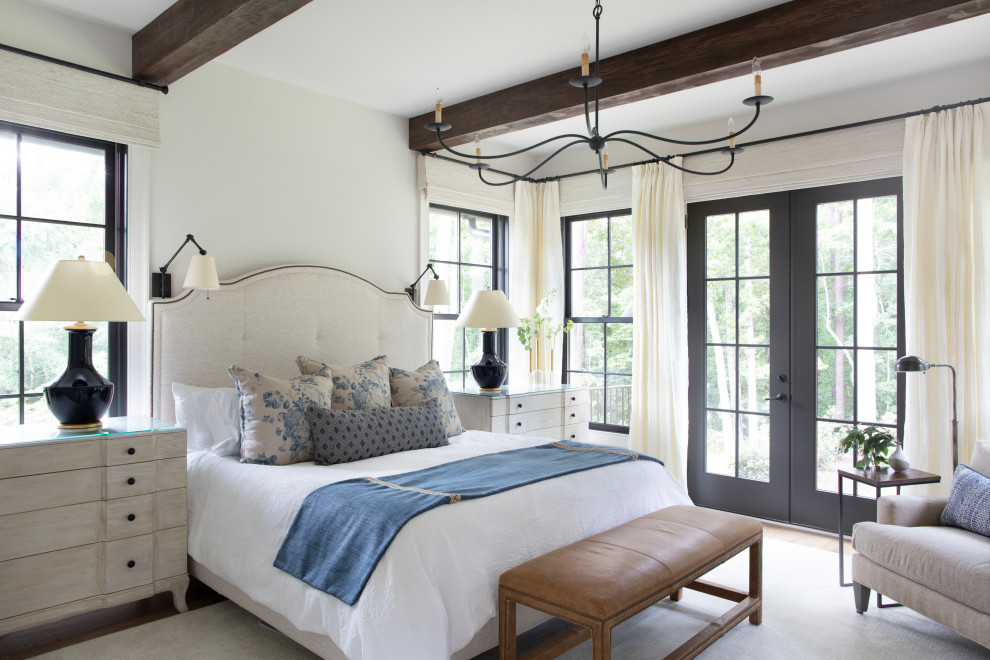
[765,393,787,401]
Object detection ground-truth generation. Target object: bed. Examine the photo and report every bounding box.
[150,265,691,660]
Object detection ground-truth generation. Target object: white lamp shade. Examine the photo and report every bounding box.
[423,278,450,306]
[455,289,520,328]
[16,257,144,323]
[183,254,220,291]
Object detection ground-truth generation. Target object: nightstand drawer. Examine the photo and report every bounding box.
[563,406,590,425]
[507,408,561,434]
[155,526,188,579]
[563,422,589,442]
[0,502,101,561]
[506,392,562,415]
[105,495,154,540]
[105,462,155,499]
[104,535,154,593]
[563,389,590,408]
[519,426,563,441]
[0,544,102,620]
[155,488,187,530]
[0,439,100,479]
[0,468,102,516]
[155,457,186,491]
[105,434,153,466]
[155,430,187,459]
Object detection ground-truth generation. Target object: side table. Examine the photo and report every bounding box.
[837,466,941,596]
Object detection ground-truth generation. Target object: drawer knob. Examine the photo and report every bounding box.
[517,403,523,409]
[571,396,576,401]
[127,513,136,522]
[570,434,576,439]
[127,560,136,568]
[127,447,136,455]
[570,413,576,418]
[516,422,522,427]
[127,477,136,485]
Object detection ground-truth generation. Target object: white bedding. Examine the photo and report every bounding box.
[187,431,692,660]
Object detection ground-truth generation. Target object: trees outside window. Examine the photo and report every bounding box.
[0,122,127,425]
[564,211,633,432]
[427,205,507,388]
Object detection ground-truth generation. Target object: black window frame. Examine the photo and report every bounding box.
[563,209,633,434]
[427,204,509,388]
[0,120,129,424]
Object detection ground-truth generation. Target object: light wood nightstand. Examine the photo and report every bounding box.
[0,417,189,635]
[451,384,591,441]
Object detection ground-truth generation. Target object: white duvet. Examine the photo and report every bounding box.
[186,431,692,660]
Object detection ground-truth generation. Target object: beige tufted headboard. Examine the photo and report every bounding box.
[151,265,433,423]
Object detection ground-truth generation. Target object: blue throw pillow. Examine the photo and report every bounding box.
[308,400,448,466]
[940,464,990,537]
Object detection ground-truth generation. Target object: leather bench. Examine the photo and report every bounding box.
[498,505,763,660]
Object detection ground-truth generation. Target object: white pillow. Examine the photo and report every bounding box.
[172,382,240,455]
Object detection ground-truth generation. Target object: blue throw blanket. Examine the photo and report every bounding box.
[274,440,662,605]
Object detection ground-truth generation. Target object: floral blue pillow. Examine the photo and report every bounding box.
[228,366,333,465]
[308,400,448,466]
[941,464,990,538]
[296,355,391,410]
[389,360,463,437]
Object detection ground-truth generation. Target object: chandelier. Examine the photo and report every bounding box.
[425,1,773,189]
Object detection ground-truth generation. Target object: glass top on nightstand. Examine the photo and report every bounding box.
[0,416,182,448]
[449,383,588,398]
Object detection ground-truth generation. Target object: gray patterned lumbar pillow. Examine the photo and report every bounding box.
[227,366,333,465]
[941,464,990,538]
[308,400,448,466]
[389,360,463,437]
[296,355,391,410]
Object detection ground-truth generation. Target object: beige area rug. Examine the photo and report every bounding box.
[36,538,988,660]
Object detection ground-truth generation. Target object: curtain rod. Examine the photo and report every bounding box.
[429,96,990,184]
[0,43,169,94]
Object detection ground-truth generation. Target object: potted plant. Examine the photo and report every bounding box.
[838,425,898,472]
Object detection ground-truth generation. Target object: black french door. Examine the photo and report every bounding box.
[687,179,903,531]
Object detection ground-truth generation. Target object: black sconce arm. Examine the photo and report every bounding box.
[153,234,209,298]
[405,263,440,300]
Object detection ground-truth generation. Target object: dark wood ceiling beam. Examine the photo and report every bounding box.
[132,0,315,86]
[409,0,990,152]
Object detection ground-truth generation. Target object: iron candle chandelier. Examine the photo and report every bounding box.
[425,1,774,189]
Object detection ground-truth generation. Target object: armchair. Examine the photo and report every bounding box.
[851,441,990,648]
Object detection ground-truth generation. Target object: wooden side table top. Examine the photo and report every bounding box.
[837,467,941,487]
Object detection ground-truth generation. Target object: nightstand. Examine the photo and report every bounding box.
[451,384,591,441]
[0,417,189,635]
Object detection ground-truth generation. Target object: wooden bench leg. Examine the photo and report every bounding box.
[749,538,762,625]
[591,622,611,660]
[500,591,517,660]
[670,588,684,601]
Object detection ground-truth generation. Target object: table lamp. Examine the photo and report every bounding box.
[456,288,520,391]
[896,355,958,469]
[16,256,145,429]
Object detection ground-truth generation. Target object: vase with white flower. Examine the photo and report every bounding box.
[516,289,573,385]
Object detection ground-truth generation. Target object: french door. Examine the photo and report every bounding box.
[687,179,903,531]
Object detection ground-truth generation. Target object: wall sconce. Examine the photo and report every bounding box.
[406,263,450,306]
[152,234,220,298]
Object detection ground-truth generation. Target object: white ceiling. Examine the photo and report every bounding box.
[23,0,990,167]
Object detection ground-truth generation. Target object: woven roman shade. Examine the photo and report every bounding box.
[417,154,514,216]
[0,48,161,148]
[559,168,632,217]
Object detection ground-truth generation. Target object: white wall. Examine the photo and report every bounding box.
[150,63,419,292]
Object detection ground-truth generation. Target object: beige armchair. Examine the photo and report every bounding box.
[851,440,990,648]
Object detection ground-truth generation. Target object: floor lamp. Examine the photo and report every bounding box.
[896,355,958,469]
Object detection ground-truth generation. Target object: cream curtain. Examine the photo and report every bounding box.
[508,180,563,386]
[902,102,990,492]
[630,161,689,484]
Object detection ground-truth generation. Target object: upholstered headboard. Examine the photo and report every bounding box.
[151,265,433,423]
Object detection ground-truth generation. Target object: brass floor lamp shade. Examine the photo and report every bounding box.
[896,355,959,469]
[16,256,144,429]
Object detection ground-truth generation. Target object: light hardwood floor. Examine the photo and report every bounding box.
[0,522,851,659]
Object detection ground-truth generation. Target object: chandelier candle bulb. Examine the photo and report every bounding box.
[752,57,762,97]
[474,134,482,163]
[728,117,736,148]
[602,143,609,170]
[434,88,442,123]
[580,33,591,76]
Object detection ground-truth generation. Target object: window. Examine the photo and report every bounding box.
[564,211,633,432]
[0,122,127,425]
[427,205,508,387]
